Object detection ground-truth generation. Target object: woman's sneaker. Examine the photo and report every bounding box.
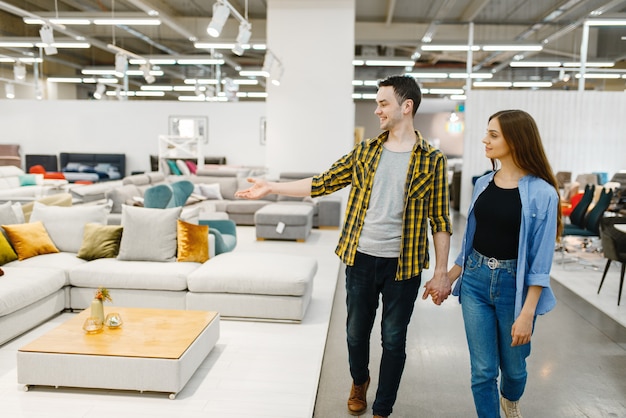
[500,396,523,418]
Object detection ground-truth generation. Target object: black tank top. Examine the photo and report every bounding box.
[472,180,522,260]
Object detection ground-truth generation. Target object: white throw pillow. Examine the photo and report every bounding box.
[176,159,191,176]
[29,202,109,253]
[198,183,223,200]
[117,205,182,262]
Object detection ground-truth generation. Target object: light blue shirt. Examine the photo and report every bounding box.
[453,171,558,318]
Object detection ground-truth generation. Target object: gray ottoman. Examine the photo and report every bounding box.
[255,203,313,242]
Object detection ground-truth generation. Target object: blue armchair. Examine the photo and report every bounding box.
[199,219,237,255]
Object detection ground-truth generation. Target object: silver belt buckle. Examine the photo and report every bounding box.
[487,257,498,270]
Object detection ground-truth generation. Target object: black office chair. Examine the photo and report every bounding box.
[560,187,613,266]
[565,184,595,229]
[564,187,613,237]
[598,217,626,305]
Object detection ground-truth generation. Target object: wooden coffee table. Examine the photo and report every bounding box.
[17,307,219,399]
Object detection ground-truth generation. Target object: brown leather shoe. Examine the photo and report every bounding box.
[347,376,370,416]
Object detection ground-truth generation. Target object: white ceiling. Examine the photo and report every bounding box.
[0,0,625,100]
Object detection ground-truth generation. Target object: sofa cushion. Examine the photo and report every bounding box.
[0,233,17,265]
[117,205,182,262]
[2,221,59,260]
[0,201,23,237]
[29,202,109,253]
[177,219,209,263]
[187,252,317,296]
[195,183,223,200]
[0,267,66,316]
[105,184,142,214]
[77,223,123,261]
[69,258,198,291]
[191,176,238,200]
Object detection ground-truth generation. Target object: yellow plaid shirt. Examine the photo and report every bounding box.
[311,131,452,280]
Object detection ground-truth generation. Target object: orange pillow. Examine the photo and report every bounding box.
[176,219,209,263]
[2,221,59,260]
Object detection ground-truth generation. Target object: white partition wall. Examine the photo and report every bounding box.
[264,0,355,178]
[460,90,626,216]
[0,100,265,174]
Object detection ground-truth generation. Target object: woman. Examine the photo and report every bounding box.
[446,110,562,418]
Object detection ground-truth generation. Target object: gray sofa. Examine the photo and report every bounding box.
[100,170,341,228]
[0,202,318,346]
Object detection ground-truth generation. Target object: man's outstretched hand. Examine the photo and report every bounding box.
[234,178,271,200]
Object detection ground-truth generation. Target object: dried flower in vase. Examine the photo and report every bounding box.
[94,286,113,303]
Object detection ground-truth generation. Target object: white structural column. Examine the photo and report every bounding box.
[265,0,355,177]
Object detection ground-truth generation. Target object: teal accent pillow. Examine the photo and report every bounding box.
[19,174,38,186]
[166,160,182,175]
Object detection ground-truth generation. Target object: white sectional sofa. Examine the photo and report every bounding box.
[0,165,68,203]
[0,201,318,346]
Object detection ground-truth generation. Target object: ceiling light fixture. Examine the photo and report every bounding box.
[140,63,155,84]
[207,1,231,37]
[420,45,480,52]
[509,61,561,67]
[5,83,15,99]
[232,22,252,56]
[13,63,26,80]
[93,18,161,25]
[482,44,543,51]
[39,24,57,55]
[364,59,415,67]
[93,83,106,100]
[115,53,128,76]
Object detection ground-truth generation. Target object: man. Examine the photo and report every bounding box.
[235,75,452,418]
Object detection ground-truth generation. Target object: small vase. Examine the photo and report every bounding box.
[90,298,105,323]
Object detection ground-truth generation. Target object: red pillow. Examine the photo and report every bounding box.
[43,172,66,180]
[185,160,197,175]
[29,165,46,174]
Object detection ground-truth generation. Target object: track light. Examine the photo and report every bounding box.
[39,24,57,55]
[5,83,15,99]
[115,53,127,76]
[207,1,230,37]
[13,63,26,80]
[232,21,252,56]
[140,63,155,84]
[93,83,106,100]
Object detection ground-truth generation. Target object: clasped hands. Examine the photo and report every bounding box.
[422,273,452,305]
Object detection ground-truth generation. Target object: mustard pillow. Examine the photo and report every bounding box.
[177,219,209,263]
[0,233,18,265]
[77,223,124,261]
[2,221,59,261]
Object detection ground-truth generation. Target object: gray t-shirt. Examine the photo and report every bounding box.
[357,147,411,258]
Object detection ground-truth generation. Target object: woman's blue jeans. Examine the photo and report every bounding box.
[345,251,421,417]
[460,249,532,418]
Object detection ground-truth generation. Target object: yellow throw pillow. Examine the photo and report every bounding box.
[0,233,18,265]
[77,223,124,261]
[2,221,59,261]
[177,219,209,263]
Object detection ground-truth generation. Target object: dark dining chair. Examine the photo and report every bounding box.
[565,184,595,229]
[564,187,613,237]
[598,217,626,305]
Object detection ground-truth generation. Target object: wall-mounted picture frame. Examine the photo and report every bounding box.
[260,117,267,145]
[169,115,208,144]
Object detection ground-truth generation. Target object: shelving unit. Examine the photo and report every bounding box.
[157,135,204,172]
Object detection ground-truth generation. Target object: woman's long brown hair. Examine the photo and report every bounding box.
[489,109,563,240]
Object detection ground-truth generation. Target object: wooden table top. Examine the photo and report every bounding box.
[19,307,218,360]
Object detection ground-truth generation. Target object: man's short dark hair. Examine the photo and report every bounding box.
[378,75,422,116]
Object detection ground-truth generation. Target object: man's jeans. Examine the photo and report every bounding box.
[345,251,421,417]
[461,248,532,418]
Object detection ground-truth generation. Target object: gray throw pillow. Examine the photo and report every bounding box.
[29,202,109,253]
[117,205,182,262]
